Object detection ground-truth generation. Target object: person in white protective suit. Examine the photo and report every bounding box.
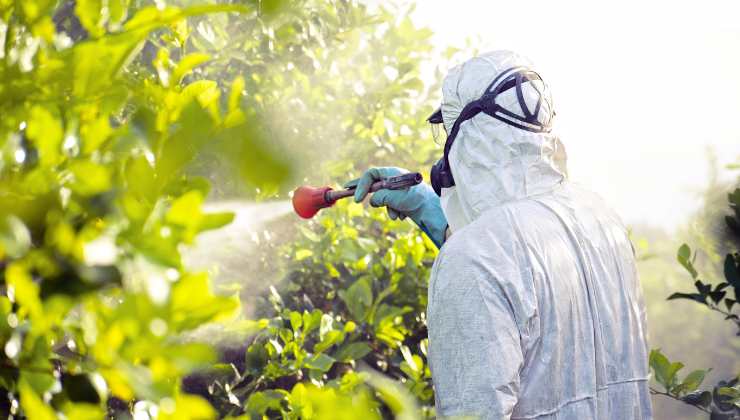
[352,50,653,419]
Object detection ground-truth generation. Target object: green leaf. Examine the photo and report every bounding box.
[170,273,239,331]
[198,212,234,232]
[338,277,373,321]
[649,349,683,392]
[68,161,112,196]
[334,342,372,362]
[259,0,289,15]
[224,76,247,128]
[302,310,322,335]
[181,80,221,117]
[319,313,334,340]
[19,380,56,420]
[364,369,421,419]
[400,345,419,373]
[295,249,313,261]
[245,342,268,374]
[717,386,740,400]
[667,292,706,304]
[80,115,112,154]
[678,244,691,261]
[314,330,344,353]
[664,363,684,390]
[20,0,57,23]
[725,254,739,287]
[679,370,708,394]
[682,391,713,408]
[400,354,424,380]
[219,119,290,195]
[72,29,146,98]
[0,216,31,259]
[63,403,106,420]
[677,244,698,279]
[134,232,181,267]
[298,226,321,243]
[123,4,252,33]
[160,394,217,420]
[709,290,726,304]
[165,342,217,372]
[228,76,245,113]
[725,299,737,311]
[304,353,335,372]
[172,53,211,85]
[125,155,157,201]
[166,190,204,227]
[26,106,63,167]
[245,390,288,416]
[694,280,712,295]
[21,369,55,396]
[76,0,105,38]
[289,311,303,331]
[6,263,42,320]
[108,0,131,26]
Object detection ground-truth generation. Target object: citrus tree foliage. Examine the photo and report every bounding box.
[167,2,450,417]
[0,0,456,417]
[169,0,443,198]
[0,0,296,417]
[203,199,438,418]
[649,187,740,418]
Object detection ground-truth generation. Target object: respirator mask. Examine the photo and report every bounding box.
[428,66,554,196]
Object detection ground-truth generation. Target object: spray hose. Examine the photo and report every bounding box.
[292,172,423,219]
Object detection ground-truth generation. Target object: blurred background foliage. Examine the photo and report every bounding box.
[0,0,737,419]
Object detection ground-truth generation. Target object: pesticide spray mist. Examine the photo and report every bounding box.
[176,4,431,334]
[183,200,293,309]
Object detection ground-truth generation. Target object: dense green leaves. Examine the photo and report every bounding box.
[668,243,740,334]
[217,197,438,416]
[649,349,709,396]
[0,0,297,417]
[2,0,463,417]
[163,2,445,416]
[651,184,740,417]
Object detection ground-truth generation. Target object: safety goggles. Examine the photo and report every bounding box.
[427,66,554,196]
[426,68,551,140]
[428,108,445,144]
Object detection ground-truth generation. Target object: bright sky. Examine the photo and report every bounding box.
[408,0,740,231]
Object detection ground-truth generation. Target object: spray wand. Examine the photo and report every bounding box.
[292,172,423,219]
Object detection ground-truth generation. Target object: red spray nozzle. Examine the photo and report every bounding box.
[292,185,335,219]
[292,172,423,219]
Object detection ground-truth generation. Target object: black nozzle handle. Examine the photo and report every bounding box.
[325,172,423,202]
[369,172,423,192]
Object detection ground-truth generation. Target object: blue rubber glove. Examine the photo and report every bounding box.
[345,167,448,248]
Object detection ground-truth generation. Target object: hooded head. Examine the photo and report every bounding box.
[439,50,568,232]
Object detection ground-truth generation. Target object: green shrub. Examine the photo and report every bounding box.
[0,1,289,417]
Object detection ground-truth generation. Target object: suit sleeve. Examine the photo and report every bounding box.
[427,250,524,420]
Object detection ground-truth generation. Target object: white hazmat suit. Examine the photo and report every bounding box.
[427,51,653,419]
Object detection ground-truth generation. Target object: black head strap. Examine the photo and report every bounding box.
[439,66,553,176]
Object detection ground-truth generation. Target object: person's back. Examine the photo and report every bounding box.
[424,50,653,419]
[428,182,652,419]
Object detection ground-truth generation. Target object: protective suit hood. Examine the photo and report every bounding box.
[439,50,567,232]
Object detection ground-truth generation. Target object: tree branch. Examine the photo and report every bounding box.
[706,302,740,331]
[650,386,712,414]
